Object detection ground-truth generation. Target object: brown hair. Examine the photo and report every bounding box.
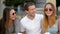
[0,7,15,34]
[24,2,35,11]
[43,2,56,31]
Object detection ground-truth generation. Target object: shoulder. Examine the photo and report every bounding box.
[14,17,21,24]
[53,18,59,26]
[55,19,58,24]
[36,14,44,19]
[36,14,43,16]
[36,14,43,17]
[15,17,20,22]
[20,16,27,23]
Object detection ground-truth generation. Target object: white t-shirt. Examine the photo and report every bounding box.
[20,14,43,34]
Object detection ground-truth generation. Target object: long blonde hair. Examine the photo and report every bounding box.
[44,2,56,31]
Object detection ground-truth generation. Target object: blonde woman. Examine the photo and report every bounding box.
[42,2,58,34]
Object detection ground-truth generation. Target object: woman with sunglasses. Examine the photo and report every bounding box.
[0,7,18,34]
[41,2,58,34]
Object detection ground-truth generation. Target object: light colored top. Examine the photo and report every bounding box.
[46,19,58,34]
[20,14,43,34]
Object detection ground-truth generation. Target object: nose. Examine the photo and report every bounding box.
[47,9,50,12]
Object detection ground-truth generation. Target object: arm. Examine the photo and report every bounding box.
[58,18,60,34]
[21,32,24,34]
[20,22,25,34]
[42,24,45,34]
[41,19,45,34]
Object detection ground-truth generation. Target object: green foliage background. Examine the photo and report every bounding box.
[3,0,36,7]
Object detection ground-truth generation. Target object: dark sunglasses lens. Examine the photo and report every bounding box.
[13,13,14,15]
[49,9,52,11]
[12,12,16,15]
[45,9,53,11]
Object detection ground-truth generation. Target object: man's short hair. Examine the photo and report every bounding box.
[24,2,35,11]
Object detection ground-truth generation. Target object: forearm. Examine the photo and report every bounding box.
[21,32,24,34]
[58,18,60,34]
[42,24,45,34]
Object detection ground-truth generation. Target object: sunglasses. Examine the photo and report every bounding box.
[44,8,53,11]
[12,12,16,15]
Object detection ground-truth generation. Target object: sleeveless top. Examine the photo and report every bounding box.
[45,19,58,34]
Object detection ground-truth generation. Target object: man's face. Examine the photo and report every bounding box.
[26,5,36,17]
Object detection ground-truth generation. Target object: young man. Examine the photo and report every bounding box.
[20,2,43,34]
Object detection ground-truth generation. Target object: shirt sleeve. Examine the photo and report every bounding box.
[38,14,44,20]
[14,18,21,33]
[41,14,44,19]
[20,20,25,33]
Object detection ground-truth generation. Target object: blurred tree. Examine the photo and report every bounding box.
[3,0,36,6]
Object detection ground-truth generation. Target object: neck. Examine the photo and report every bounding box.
[48,16,52,27]
[9,20,13,23]
[27,14,35,20]
[48,16,51,20]
[8,19,13,27]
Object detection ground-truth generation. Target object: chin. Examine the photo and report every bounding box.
[12,18,15,20]
[47,15,51,17]
[47,14,51,16]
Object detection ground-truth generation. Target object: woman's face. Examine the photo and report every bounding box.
[9,9,16,20]
[44,4,53,17]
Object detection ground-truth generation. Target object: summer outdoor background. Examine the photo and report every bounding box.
[0,0,60,19]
